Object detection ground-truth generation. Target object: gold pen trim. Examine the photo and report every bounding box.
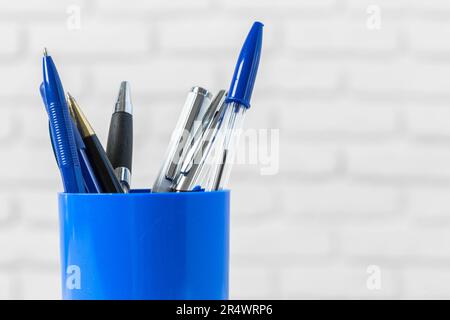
[66,92,95,138]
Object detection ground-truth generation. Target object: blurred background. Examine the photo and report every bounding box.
[1,0,450,299]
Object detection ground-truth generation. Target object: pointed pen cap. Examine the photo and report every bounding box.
[114,81,133,114]
[225,21,263,109]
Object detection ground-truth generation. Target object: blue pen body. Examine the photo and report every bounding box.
[39,83,57,160]
[42,54,85,193]
[41,81,99,193]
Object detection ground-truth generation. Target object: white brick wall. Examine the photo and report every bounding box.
[280,265,400,299]
[1,0,450,299]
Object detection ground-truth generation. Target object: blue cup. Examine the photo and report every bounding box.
[58,190,230,300]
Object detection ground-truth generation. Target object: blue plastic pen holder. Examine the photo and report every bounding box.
[58,190,230,300]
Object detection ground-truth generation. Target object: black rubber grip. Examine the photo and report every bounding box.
[84,134,124,193]
[106,112,133,172]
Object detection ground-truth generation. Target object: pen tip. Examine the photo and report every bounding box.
[66,92,77,111]
[66,92,75,116]
[115,81,132,114]
[43,47,48,56]
[120,81,129,92]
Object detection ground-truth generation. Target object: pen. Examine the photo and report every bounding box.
[73,124,102,193]
[67,94,102,193]
[106,81,133,192]
[39,82,55,157]
[152,86,212,193]
[192,90,228,191]
[41,84,101,193]
[180,90,227,168]
[173,90,227,191]
[175,22,263,191]
[67,93,124,193]
[209,21,263,190]
[42,48,85,193]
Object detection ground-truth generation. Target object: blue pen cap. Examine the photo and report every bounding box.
[225,21,264,109]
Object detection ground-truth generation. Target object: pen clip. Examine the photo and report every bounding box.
[174,95,229,191]
[164,87,211,181]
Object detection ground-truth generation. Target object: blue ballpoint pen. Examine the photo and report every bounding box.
[174,22,263,191]
[210,21,263,190]
[40,83,100,193]
[42,48,85,193]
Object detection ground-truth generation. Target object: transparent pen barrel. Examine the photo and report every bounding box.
[204,103,246,191]
[152,88,211,192]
